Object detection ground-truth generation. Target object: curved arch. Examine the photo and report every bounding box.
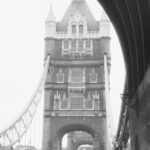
[57,124,96,138]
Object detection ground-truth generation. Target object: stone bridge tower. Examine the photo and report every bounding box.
[42,0,111,150]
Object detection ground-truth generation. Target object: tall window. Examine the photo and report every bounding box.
[72,24,76,34]
[60,94,68,109]
[90,69,97,83]
[79,24,83,34]
[78,40,83,49]
[71,40,76,49]
[64,40,69,49]
[86,40,91,49]
[70,69,84,83]
[57,69,64,83]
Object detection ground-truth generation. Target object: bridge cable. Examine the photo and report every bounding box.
[0,55,50,148]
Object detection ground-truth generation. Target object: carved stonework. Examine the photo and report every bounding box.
[68,11,87,36]
[93,91,99,110]
[62,39,93,56]
[90,69,97,83]
[54,91,60,110]
[56,69,64,83]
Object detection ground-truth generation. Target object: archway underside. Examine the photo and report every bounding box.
[97,0,150,149]
[98,0,150,95]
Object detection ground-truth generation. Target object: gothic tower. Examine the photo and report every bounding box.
[42,0,111,150]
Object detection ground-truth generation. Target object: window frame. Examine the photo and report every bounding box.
[70,68,84,83]
[86,40,91,49]
[90,69,97,83]
[57,69,64,83]
[64,40,69,49]
[72,24,76,34]
[79,24,84,34]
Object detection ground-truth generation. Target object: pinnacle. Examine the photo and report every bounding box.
[46,3,56,22]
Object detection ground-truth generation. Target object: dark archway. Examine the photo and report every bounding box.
[97,0,150,96]
[96,0,150,149]
[57,124,96,139]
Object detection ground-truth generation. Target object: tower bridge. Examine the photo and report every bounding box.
[43,1,113,150]
[0,0,150,150]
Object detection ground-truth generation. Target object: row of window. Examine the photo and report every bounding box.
[63,40,92,50]
[54,94,99,110]
[56,69,98,83]
[72,24,84,34]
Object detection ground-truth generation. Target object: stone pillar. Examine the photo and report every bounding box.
[42,118,51,150]
[58,137,62,150]
[66,133,74,150]
[51,137,60,150]
[93,135,100,150]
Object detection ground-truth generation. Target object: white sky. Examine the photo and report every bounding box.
[0,0,125,134]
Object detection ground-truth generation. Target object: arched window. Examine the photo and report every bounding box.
[79,24,83,34]
[57,69,64,83]
[72,24,76,34]
[70,69,84,82]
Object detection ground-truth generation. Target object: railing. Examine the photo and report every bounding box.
[62,48,93,56]
[114,106,129,149]
[55,31,99,39]
[44,109,106,117]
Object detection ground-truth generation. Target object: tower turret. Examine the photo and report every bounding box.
[45,4,56,38]
[99,10,110,37]
[99,10,111,57]
[44,4,56,59]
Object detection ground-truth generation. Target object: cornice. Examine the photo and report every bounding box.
[44,83,105,90]
[49,59,111,66]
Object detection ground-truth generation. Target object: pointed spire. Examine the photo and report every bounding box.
[46,4,56,22]
[100,9,110,22]
[99,9,110,37]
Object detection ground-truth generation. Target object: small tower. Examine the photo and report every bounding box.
[99,9,110,37]
[44,4,56,59]
[99,9,111,57]
[45,4,56,38]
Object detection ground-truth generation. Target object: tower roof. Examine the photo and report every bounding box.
[56,0,98,31]
[46,4,56,22]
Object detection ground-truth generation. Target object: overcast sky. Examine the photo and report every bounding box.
[0,0,125,136]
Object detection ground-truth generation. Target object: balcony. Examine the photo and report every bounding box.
[50,109,105,117]
[62,48,93,56]
[55,31,99,39]
[68,82,85,91]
